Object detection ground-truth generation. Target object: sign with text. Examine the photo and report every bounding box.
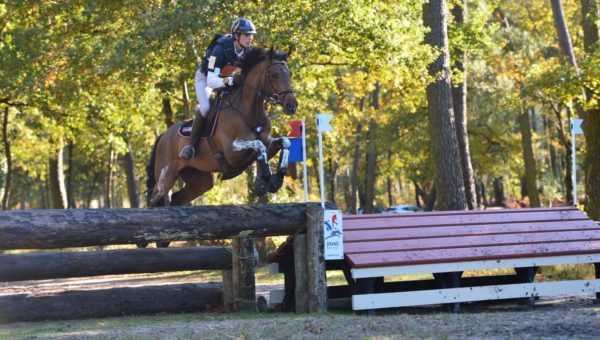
[323,209,343,260]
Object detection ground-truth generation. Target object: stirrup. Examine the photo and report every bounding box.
[179,145,195,160]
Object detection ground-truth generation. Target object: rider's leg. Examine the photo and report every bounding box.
[180,70,211,160]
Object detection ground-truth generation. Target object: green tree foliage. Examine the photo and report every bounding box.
[0,0,597,217]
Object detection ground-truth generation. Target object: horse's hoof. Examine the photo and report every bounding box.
[268,173,284,193]
[156,241,170,248]
[254,177,269,196]
[136,242,149,248]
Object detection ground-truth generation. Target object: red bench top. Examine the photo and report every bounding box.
[345,206,600,268]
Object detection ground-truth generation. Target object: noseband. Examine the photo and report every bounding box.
[258,61,294,106]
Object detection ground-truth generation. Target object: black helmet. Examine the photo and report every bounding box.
[230,18,256,35]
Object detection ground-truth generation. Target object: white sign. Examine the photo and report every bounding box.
[317,114,334,132]
[571,118,583,135]
[323,209,343,260]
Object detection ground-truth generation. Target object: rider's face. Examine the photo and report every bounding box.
[238,33,254,48]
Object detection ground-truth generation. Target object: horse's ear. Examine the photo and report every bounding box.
[268,47,275,60]
[286,46,292,59]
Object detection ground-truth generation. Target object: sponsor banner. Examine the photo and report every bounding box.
[323,209,343,260]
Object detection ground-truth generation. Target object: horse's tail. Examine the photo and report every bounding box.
[146,134,163,207]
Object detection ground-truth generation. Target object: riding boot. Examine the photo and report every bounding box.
[179,115,205,160]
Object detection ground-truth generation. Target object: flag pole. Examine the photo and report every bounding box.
[318,117,325,209]
[302,118,308,202]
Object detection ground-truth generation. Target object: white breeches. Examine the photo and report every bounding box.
[194,70,212,117]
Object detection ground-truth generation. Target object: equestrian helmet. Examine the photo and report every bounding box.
[230,18,256,35]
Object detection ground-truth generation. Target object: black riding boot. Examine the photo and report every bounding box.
[179,115,205,160]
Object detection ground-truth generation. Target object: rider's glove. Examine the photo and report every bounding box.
[223,77,235,87]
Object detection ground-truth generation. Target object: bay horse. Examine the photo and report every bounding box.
[146,47,297,212]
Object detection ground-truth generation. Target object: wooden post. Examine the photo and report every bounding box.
[293,234,308,313]
[232,238,256,311]
[305,204,327,313]
[222,269,233,308]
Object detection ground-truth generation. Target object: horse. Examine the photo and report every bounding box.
[145,47,298,213]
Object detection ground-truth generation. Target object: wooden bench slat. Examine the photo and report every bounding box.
[347,240,600,268]
[344,230,600,254]
[343,209,589,231]
[343,220,599,242]
[344,206,578,222]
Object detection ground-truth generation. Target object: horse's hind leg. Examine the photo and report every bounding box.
[148,164,179,248]
[171,168,214,206]
[266,137,291,193]
[150,164,178,207]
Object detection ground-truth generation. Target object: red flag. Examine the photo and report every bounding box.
[288,120,303,138]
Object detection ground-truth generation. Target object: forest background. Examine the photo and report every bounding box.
[0,0,599,224]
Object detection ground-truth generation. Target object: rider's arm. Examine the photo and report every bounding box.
[207,68,231,89]
[205,44,232,90]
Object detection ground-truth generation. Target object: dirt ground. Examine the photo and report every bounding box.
[2,273,600,339]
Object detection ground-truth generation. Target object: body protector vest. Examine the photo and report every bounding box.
[200,34,239,75]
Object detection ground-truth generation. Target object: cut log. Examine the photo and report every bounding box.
[0,247,231,282]
[0,203,319,250]
[0,283,223,323]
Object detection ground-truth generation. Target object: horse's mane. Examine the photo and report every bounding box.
[237,47,288,74]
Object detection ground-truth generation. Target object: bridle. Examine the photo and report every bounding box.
[258,61,295,106]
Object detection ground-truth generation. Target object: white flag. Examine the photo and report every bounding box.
[570,118,583,135]
[317,114,333,133]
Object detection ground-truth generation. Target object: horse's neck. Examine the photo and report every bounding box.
[233,68,267,123]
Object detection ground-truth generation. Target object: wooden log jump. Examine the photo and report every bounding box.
[0,203,328,322]
[0,246,231,282]
[0,203,318,250]
[0,283,223,323]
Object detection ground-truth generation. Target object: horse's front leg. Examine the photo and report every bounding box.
[266,137,291,193]
[233,139,271,196]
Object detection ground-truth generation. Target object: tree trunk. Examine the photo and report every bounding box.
[519,109,541,207]
[451,1,477,210]
[328,158,337,204]
[122,135,140,208]
[493,177,505,206]
[162,97,174,128]
[48,146,68,209]
[551,0,580,70]
[364,118,377,213]
[349,100,364,214]
[551,0,587,118]
[86,172,100,208]
[66,142,74,208]
[581,0,600,220]
[423,0,466,211]
[181,78,191,120]
[105,145,115,208]
[1,107,12,210]
[364,82,380,214]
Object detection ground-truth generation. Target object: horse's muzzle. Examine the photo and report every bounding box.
[284,95,298,115]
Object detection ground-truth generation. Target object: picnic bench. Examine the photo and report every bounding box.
[270,206,600,312]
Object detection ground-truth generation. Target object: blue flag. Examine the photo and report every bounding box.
[288,138,303,162]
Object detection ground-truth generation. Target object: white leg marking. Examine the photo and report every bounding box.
[156,165,170,196]
[270,137,291,170]
[233,139,267,160]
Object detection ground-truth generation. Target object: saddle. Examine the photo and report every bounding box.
[177,91,227,140]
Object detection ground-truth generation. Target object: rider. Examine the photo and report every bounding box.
[179,18,256,160]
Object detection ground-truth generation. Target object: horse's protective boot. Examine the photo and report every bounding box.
[179,115,205,160]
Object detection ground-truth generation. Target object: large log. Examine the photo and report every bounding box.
[0,247,231,282]
[0,283,222,323]
[0,203,318,250]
